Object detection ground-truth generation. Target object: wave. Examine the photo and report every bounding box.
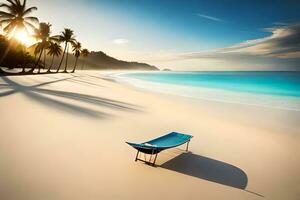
[109,72,300,111]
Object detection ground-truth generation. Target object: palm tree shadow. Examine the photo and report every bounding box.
[67,78,104,87]
[66,73,105,87]
[87,75,113,82]
[0,76,140,118]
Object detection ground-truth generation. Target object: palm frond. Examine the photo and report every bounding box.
[0,15,11,20]
[81,49,90,57]
[24,21,36,31]
[74,50,80,57]
[28,42,37,49]
[24,16,38,23]
[3,22,15,33]
[34,42,43,54]
[69,39,76,46]
[47,42,62,57]
[0,18,12,24]
[48,35,59,42]
[23,0,27,8]
[0,4,17,14]
[23,6,37,16]
[0,0,38,36]
[0,11,14,18]
[50,35,62,43]
[6,0,18,7]
[9,0,21,6]
[59,28,75,42]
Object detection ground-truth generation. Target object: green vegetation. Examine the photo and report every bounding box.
[0,35,35,72]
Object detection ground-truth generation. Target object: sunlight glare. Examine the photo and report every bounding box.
[14,29,35,46]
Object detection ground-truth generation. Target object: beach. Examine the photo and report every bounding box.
[0,71,299,200]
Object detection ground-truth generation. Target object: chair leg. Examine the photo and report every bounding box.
[152,153,158,166]
[135,150,140,161]
[149,154,153,163]
[186,141,190,152]
[149,149,154,163]
[134,150,158,167]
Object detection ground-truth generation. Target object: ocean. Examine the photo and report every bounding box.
[112,71,300,111]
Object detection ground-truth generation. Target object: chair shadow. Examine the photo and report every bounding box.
[161,152,248,189]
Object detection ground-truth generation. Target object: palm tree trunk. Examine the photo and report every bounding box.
[47,55,55,73]
[43,49,46,71]
[29,48,43,73]
[72,57,78,73]
[64,43,69,72]
[57,42,67,73]
[21,54,26,73]
[37,49,43,73]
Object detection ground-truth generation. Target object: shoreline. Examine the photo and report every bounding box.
[107,71,300,112]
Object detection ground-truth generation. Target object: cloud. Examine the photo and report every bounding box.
[113,38,129,45]
[181,23,300,59]
[129,23,300,71]
[196,14,224,22]
[273,22,289,26]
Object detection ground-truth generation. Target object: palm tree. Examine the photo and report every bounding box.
[33,43,41,60]
[55,28,76,73]
[71,41,81,73]
[47,42,61,72]
[81,48,89,70]
[31,22,52,73]
[0,0,38,35]
[31,40,42,60]
[0,0,38,71]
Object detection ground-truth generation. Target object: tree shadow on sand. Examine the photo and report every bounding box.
[0,76,140,118]
[66,73,107,87]
[160,152,264,197]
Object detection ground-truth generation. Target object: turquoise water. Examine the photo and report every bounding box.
[122,71,300,97]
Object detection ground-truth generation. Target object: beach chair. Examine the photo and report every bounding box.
[126,132,193,166]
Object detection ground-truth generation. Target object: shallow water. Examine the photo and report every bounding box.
[122,71,300,97]
[113,71,300,111]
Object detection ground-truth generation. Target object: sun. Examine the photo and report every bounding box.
[14,29,35,47]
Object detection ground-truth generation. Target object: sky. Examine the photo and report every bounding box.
[16,0,300,70]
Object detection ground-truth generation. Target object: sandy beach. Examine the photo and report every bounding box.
[0,71,299,200]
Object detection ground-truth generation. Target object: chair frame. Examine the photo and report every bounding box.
[134,140,191,166]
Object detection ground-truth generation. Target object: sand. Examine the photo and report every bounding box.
[0,71,299,200]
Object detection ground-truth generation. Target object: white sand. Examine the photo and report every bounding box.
[0,71,299,200]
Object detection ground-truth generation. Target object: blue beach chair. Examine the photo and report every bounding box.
[126,132,193,166]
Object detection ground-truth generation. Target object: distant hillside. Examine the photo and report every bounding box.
[27,47,159,71]
[82,51,159,71]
